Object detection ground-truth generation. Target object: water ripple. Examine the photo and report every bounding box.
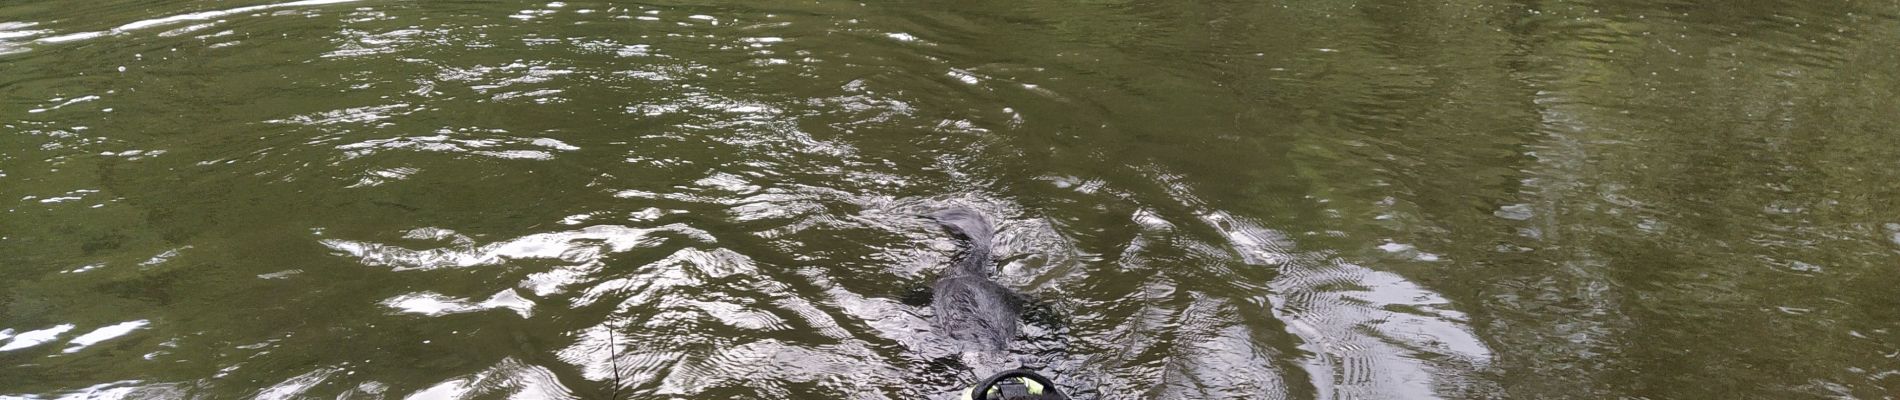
[320,224,707,272]
[7,0,1897,398]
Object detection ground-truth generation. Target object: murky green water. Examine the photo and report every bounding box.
[4,0,1899,398]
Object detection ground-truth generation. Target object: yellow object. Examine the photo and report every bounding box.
[961,378,1045,399]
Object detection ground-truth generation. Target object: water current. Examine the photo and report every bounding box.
[3,0,1899,398]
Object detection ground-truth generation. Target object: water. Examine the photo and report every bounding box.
[3,0,1899,398]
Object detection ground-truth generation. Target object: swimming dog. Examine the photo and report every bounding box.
[930,208,1019,351]
[932,209,1073,400]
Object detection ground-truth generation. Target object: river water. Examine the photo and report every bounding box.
[3,0,1898,398]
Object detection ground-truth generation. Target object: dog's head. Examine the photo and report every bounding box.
[932,208,993,241]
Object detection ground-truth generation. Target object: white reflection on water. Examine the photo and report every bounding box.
[334,130,580,161]
[403,358,574,400]
[61,320,150,354]
[253,368,339,400]
[31,0,364,46]
[0,324,75,352]
[0,22,49,55]
[267,104,413,126]
[383,290,535,318]
[2,380,186,400]
[27,95,100,114]
[1203,210,1493,398]
[319,224,708,271]
[652,339,894,398]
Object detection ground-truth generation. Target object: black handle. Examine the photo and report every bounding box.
[971,369,1067,400]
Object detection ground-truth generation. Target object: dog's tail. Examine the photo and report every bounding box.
[934,208,995,278]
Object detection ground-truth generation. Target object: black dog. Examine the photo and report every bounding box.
[931,209,1019,351]
[932,210,1073,400]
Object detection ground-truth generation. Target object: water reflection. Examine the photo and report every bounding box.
[0,324,75,352]
[4,0,1900,398]
[405,358,573,400]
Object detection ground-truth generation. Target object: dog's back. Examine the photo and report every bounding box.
[931,209,1018,351]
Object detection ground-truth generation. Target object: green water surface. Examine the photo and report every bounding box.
[3,0,1899,398]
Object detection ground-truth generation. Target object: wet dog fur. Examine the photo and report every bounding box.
[930,209,1021,351]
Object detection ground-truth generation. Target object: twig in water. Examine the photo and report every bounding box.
[604,322,624,400]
